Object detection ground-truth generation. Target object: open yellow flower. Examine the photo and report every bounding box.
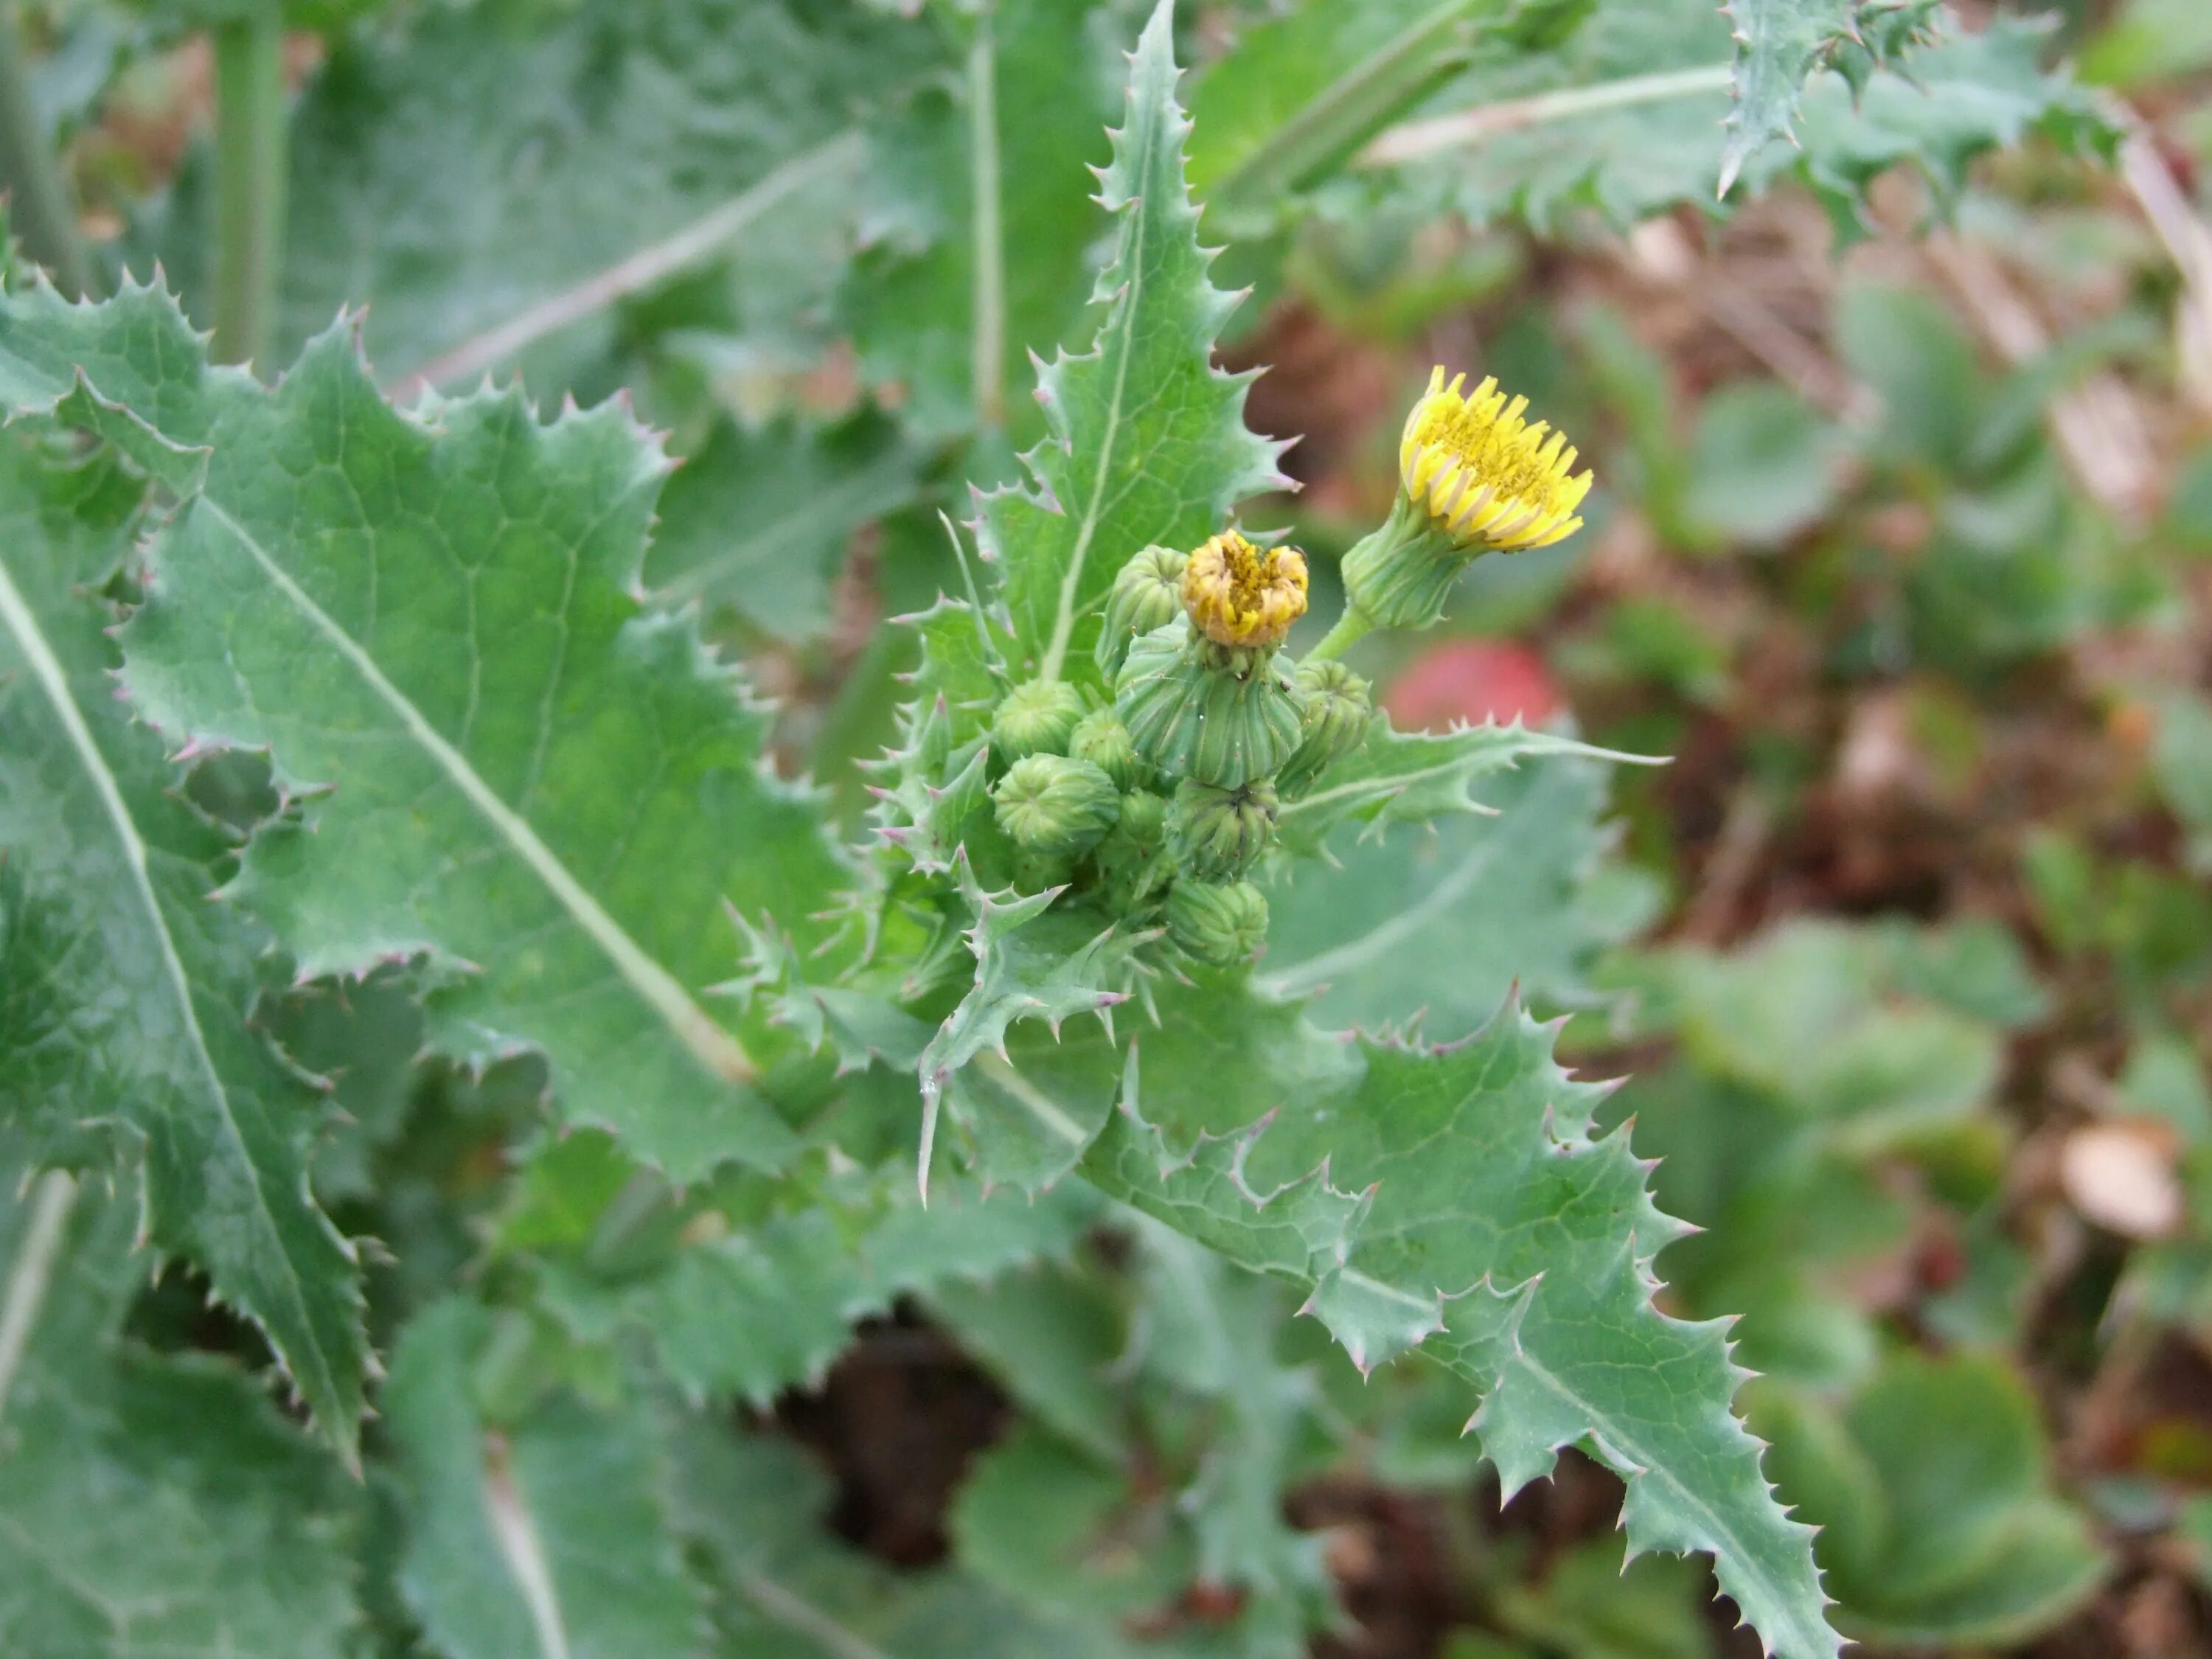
[1324,366,1599,644]
[1180,531,1309,650]
[1399,367,1593,552]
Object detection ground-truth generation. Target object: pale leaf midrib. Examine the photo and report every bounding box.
[1499,1343,1834,1657]
[0,557,340,1410]
[482,1436,574,1659]
[193,498,757,1089]
[1034,102,1158,683]
[1259,819,1507,996]
[0,1172,76,1425]
[390,132,866,394]
[654,446,917,607]
[734,1565,895,1659]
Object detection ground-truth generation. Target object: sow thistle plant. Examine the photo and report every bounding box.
[3,0,2109,1652]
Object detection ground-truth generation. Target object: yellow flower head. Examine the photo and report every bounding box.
[1399,367,1593,552]
[1180,532,1308,649]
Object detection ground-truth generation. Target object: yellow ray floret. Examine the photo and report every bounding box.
[1399,366,1594,552]
[1180,531,1309,649]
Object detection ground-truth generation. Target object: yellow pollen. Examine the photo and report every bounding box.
[1399,366,1594,552]
[1180,532,1309,648]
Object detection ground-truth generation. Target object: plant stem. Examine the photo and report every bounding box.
[967,2,1006,431]
[1358,61,1733,167]
[212,13,287,370]
[0,4,94,297]
[1306,607,1374,663]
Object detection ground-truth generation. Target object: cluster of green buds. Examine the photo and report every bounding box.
[958,366,1590,971]
[1090,530,1364,964]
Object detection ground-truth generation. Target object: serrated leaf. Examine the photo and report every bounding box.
[150,0,941,387]
[1262,749,1658,1035]
[1357,0,2108,234]
[0,276,853,1183]
[1084,979,1840,1659]
[982,0,1289,685]
[917,863,1135,1192]
[1717,0,1857,195]
[384,1299,711,1659]
[1273,714,1649,854]
[0,427,367,1453]
[0,1167,359,1658]
[587,1180,1097,1407]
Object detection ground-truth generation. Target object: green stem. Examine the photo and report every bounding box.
[212,13,287,370]
[0,4,94,296]
[1306,607,1374,663]
[967,2,1006,430]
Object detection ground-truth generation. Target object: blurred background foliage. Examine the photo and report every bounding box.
[7,0,2212,1653]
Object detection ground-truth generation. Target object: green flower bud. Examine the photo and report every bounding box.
[1167,779,1278,882]
[992,754,1119,858]
[1094,544,1189,675]
[1113,622,1304,790]
[1116,786,1167,845]
[1094,787,1169,909]
[1166,879,1270,966]
[1068,706,1143,791]
[992,678,1087,761]
[1273,659,1373,799]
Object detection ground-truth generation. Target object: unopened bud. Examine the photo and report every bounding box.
[1274,659,1373,798]
[1168,779,1279,882]
[1096,545,1189,675]
[992,754,1119,858]
[1095,787,1169,909]
[1069,706,1144,791]
[1166,879,1270,966]
[992,679,1087,762]
[1114,622,1304,790]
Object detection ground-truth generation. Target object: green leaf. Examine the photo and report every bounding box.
[1358,0,2107,234]
[983,0,1290,685]
[953,1420,1191,1621]
[0,425,368,1453]
[1084,980,1841,1659]
[152,0,939,388]
[1262,749,1656,1036]
[1489,1532,1716,1659]
[580,1180,1099,1407]
[384,1299,711,1659]
[1186,0,1518,234]
[1717,0,1857,195]
[646,409,923,641]
[1682,382,1848,548]
[669,1413,1157,1658]
[928,1258,1130,1462]
[1759,1353,2108,1645]
[1273,714,1649,855]
[1635,919,2006,1147]
[0,276,860,1183]
[917,863,1135,1193]
[845,0,1123,438]
[0,1167,360,1658]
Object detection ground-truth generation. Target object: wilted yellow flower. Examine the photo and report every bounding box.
[1399,367,1593,552]
[1180,532,1309,649]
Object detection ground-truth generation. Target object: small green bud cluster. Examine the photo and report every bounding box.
[947,540,1387,968]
